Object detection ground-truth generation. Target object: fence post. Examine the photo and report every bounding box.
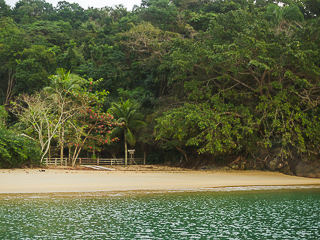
[79,158,81,165]
[55,158,57,166]
[97,158,99,166]
[144,152,146,165]
[45,158,48,165]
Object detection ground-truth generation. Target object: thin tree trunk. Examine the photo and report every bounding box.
[68,146,71,166]
[175,146,188,163]
[124,129,127,165]
[41,141,51,163]
[60,124,64,165]
[71,146,79,167]
[60,143,64,165]
[40,118,53,162]
[4,69,15,111]
[48,146,51,163]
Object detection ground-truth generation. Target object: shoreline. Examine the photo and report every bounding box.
[1,185,320,200]
[1,167,320,194]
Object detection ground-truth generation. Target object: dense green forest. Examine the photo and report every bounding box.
[0,0,320,173]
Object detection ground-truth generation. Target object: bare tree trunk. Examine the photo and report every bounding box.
[4,69,15,111]
[48,146,51,163]
[71,146,80,167]
[124,129,127,165]
[60,143,64,165]
[68,146,71,166]
[175,146,188,163]
[60,124,65,165]
[71,134,90,166]
[40,117,53,162]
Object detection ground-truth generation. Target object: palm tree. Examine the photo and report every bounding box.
[110,99,145,165]
[44,68,83,95]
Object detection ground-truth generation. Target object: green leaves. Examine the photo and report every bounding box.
[0,128,41,168]
[110,98,145,146]
[155,100,255,157]
[257,89,320,156]
[0,0,320,166]
[0,105,8,127]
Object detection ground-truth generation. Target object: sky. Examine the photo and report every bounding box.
[5,0,143,10]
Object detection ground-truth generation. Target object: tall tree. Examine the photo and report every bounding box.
[110,99,145,165]
[44,68,83,163]
[11,90,83,162]
[0,0,11,17]
[12,0,54,24]
[0,17,28,109]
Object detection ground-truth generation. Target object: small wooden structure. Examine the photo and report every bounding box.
[128,149,135,165]
[82,165,116,171]
[44,157,145,166]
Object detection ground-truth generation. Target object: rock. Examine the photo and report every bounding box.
[230,164,239,170]
[268,159,280,171]
[293,161,320,178]
[199,166,208,170]
[256,163,265,170]
[240,162,246,170]
[220,166,230,171]
[279,165,293,175]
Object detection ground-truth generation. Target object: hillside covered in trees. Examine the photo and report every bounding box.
[0,0,320,175]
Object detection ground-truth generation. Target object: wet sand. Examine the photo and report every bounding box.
[1,168,320,193]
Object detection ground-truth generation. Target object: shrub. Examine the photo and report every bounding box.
[0,129,41,168]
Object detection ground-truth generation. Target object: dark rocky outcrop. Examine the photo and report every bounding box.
[290,160,320,178]
[195,155,320,178]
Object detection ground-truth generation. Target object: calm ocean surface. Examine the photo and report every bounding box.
[0,187,319,239]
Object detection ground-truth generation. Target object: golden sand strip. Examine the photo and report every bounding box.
[1,169,320,194]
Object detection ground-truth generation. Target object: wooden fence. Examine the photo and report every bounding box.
[44,157,145,166]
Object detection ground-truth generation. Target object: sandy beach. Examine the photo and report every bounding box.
[1,166,320,194]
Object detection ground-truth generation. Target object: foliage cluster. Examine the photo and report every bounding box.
[1,0,320,168]
[0,106,41,168]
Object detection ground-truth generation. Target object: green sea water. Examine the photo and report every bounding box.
[0,187,319,239]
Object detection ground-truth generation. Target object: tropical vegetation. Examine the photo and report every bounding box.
[0,0,319,170]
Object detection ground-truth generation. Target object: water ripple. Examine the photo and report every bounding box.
[0,188,319,239]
